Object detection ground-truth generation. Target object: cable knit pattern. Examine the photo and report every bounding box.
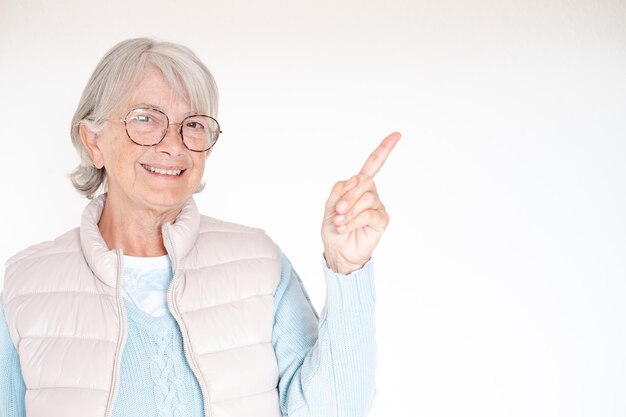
[114,300,202,417]
[149,329,186,417]
[117,255,197,417]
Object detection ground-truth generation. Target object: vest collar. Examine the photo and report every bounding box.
[79,194,201,287]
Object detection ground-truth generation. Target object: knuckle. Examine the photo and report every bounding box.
[360,174,374,188]
[346,175,358,188]
[334,175,358,194]
[364,191,376,204]
[332,180,344,193]
[343,188,357,202]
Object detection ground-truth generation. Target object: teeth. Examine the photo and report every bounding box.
[142,164,183,176]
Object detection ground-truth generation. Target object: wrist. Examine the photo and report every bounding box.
[323,252,366,275]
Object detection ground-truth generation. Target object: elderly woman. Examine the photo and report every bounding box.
[0,38,399,417]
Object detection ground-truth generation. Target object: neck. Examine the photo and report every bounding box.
[98,195,181,257]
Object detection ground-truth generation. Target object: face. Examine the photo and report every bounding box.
[82,66,206,216]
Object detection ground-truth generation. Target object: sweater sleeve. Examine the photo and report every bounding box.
[272,252,376,417]
[0,297,27,417]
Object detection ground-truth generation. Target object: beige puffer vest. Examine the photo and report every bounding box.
[3,196,282,417]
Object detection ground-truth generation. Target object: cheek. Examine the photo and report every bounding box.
[105,143,146,179]
[192,155,207,176]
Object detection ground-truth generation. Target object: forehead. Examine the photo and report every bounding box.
[122,67,192,114]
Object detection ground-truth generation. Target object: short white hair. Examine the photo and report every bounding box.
[70,38,219,198]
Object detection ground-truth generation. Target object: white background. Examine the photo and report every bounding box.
[1,0,625,416]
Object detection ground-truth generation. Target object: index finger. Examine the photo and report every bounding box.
[359,132,401,177]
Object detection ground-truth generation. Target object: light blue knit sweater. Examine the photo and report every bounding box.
[0,252,376,417]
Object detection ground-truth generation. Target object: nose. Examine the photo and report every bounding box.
[154,122,186,156]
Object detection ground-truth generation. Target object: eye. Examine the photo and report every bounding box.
[134,114,151,123]
[126,109,163,126]
[185,120,206,130]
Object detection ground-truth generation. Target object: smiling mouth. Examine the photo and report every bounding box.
[141,164,185,176]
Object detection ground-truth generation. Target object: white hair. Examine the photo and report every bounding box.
[70,38,219,198]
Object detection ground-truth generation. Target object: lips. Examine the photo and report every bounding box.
[141,163,185,176]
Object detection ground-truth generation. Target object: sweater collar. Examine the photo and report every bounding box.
[79,194,200,287]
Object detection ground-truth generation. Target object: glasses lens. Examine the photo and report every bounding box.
[182,116,220,151]
[125,108,167,145]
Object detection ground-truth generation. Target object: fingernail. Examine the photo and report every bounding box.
[336,201,348,213]
[337,225,346,233]
[334,214,345,224]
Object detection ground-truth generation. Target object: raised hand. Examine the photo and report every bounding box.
[322,132,401,274]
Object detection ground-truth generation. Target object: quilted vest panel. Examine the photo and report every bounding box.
[168,216,282,417]
[3,229,119,417]
[3,197,282,417]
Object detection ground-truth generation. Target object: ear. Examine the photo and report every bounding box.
[79,123,105,169]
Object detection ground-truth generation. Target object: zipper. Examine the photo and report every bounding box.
[104,250,128,417]
[164,224,213,417]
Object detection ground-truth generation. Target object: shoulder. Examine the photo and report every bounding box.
[198,214,268,236]
[192,214,280,263]
[5,227,81,271]
[3,227,83,302]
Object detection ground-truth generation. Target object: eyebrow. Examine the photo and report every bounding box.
[131,103,164,111]
[129,103,198,117]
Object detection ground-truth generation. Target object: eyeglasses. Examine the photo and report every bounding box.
[116,107,222,152]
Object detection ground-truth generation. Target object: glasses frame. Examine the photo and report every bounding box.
[119,106,222,152]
